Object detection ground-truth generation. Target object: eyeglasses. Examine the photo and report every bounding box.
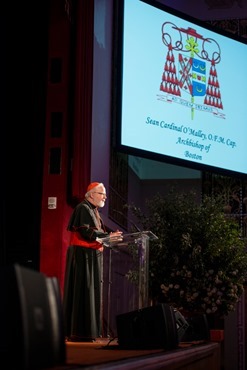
[93,192,107,197]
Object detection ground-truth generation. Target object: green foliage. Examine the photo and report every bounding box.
[125,189,247,317]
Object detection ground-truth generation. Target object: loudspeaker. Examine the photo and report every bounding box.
[174,310,190,342]
[0,264,66,369]
[116,303,179,350]
[179,313,210,342]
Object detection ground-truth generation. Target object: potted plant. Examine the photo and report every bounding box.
[125,188,247,322]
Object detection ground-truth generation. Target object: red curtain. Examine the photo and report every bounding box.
[71,0,94,201]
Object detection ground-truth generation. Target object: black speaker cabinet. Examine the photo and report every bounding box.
[116,303,179,350]
[179,313,210,342]
[0,264,65,370]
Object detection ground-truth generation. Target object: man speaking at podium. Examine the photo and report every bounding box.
[63,182,122,342]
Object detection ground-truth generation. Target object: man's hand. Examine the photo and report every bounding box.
[109,230,123,242]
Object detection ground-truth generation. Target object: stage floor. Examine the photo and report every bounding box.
[48,337,220,370]
[65,337,164,368]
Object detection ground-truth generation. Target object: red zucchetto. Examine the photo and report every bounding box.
[87,182,100,192]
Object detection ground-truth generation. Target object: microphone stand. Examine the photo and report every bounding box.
[106,245,112,338]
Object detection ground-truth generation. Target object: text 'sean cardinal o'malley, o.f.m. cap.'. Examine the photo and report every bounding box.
[87,182,101,192]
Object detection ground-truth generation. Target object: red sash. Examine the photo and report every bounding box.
[69,232,102,250]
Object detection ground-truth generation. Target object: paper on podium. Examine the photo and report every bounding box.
[100,230,158,248]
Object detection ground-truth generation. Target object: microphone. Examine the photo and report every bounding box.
[112,209,142,232]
